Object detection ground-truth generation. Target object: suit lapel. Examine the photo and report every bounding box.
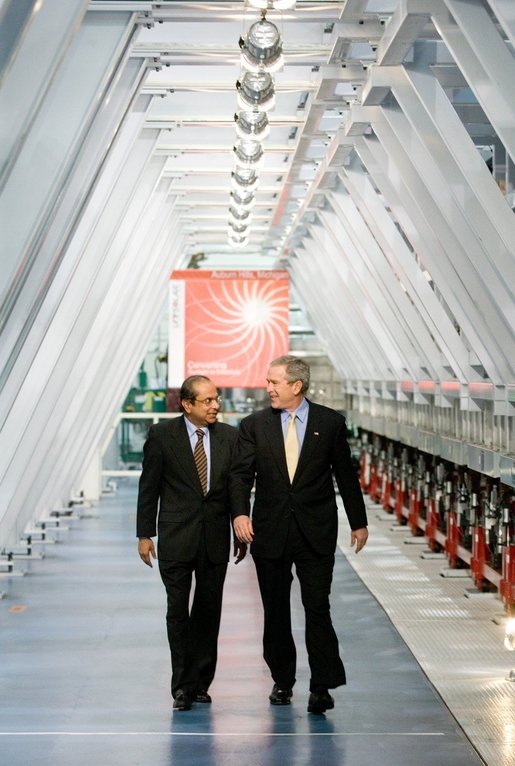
[168,416,203,492]
[208,423,224,493]
[294,404,321,480]
[168,418,228,496]
[264,408,290,482]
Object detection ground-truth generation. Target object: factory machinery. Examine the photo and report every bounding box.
[357,430,515,616]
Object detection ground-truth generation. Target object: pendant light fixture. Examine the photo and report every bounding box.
[240,16,283,73]
[247,0,296,9]
[236,71,275,111]
[234,110,270,140]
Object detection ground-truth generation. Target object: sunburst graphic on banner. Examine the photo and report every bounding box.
[183,274,289,387]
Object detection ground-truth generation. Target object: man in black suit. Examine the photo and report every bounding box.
[230,356,368,714]
[137,375,245,711]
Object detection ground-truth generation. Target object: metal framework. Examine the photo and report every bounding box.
[0,0,514,551]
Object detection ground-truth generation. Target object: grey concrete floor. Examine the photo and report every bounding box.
[0,480,485,765]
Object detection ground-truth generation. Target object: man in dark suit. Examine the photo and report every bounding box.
[230,356,368,714]
[137,375,245,711]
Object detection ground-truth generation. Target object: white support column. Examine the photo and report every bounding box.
[289,251,361,377]
[78,448,102,503]
[0,99,155,425]
[290,260,374,381]
[0,119,170,546]
[294,230,392,379]
[339,152,471,381]
[0,8,137,316]
[486,0,515,47]
[40,192,183,518]
[434,0,515,161]
[0,0,89,186]
[375,102,514,380]
[346,104,514,384]
[315,203,421,379]
[0,59,150,391]
[324,187,443,380]
[377,64,515,300]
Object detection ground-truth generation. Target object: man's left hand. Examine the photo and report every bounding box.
[350,527,368,553]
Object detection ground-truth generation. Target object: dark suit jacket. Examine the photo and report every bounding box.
[137,416,238,564]
[229,401,367,558]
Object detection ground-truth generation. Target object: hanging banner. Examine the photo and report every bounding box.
[168,270,289,388]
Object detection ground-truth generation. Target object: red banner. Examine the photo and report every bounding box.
[169,270,289,388]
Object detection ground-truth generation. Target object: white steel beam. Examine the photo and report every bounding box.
[303,221,405,379]
[361,64,515,381]
[377,0,430,66]
[0,8,138,319]
[36,189,181,520]
[0,0,89,188]
[289,250,380,380]
[339,152,472,382]
[325,185,443,380]
[0,125,163,546]
[486,0,515,47]
[0,58,150,393]
[433,0,515,162]
[344,111,507,384]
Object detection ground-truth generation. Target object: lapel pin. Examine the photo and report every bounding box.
[314,432,319,436]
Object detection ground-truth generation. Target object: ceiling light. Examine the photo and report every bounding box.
[247,0,296,9]
[233,139,264,167]
[228,220,250,234]
[231,167,260,191]
[234,110,270,140]
[236,71,275,111]
[229,206,252,222]
[230,189,256,209]
[228,233,249,248]
[240,17,283,73]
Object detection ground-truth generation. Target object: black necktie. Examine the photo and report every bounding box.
[194,429,208,494]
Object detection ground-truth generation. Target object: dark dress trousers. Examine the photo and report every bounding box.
[137,416,237,696]
[230,401,367,691]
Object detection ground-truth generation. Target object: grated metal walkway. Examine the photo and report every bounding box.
[0,481,499,765]
[340,500,515,766]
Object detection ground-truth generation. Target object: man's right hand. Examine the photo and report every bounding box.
[138,537,156,567]
[233,515,254,544]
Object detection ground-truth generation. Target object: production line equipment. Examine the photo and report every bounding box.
[358,433,515,615]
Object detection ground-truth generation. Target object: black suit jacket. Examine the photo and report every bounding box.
[137,416,237,563]
[229,401,367,558]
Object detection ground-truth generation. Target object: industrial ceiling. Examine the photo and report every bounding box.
[1,0,515,545]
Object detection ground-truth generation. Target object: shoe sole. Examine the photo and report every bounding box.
[307,699,334,714]
[269,698,292,705]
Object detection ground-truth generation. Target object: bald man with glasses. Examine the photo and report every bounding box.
[137,375,246,711]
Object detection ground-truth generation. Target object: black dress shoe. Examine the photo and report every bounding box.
[307,689,334,714]
[269,683,293,705]
[195,689,212,703]
[173,690,193,711]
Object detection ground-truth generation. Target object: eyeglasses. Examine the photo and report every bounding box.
[193,396,223,406]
